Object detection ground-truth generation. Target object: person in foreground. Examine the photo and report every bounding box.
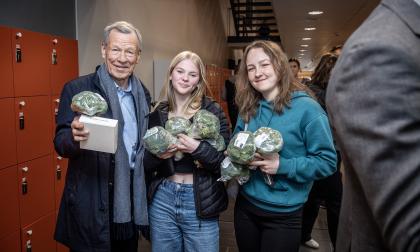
[144,51,228,252]
[54,21,151,252]
[326,0,420,251]
[233,40,337,252]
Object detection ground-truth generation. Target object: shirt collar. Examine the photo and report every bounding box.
[115,80,132,93]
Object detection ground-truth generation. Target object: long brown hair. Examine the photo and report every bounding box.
[309,53,338,89]
[158,51,210,113]
[235,40,311,123]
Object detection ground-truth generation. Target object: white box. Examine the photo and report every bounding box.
[79,114,118,154]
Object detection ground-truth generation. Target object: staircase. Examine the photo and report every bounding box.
[228,0,281,44]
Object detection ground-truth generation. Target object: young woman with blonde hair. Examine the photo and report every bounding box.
[144,51,229,252]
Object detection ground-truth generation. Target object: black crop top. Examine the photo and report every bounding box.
[174,153,196,173]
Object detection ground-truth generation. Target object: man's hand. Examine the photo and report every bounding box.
[71,116,89,142]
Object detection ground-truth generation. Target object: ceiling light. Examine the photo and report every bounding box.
[298,57,302,59]
[304,27,316,31]
[299,53,305,56]
[308,10,323,15]
[301,44,309,47]
[302,37,312,41]
[299,49,307,52]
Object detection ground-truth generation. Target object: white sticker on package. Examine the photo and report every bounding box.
[234,132,249,149]
[221,157,232,168]
[254,133,269,147]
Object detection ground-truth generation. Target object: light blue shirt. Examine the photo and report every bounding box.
[115,81,138,169]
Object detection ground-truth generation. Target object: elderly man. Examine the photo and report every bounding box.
[54,21,151,252]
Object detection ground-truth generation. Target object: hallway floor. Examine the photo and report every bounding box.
[139,198,333,252]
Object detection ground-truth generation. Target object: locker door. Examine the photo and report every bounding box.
[0,165,20,240]
[12,28,50,97]
[0,98,17,169]
[53,153,68,209]
[18,155,55,227]
[0,26,14,98]
[15,96,53,163]
[0,231,20,252]
[21,212,55,252]
[51,36,78,95]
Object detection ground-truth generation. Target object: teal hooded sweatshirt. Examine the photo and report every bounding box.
[234,91,337,213]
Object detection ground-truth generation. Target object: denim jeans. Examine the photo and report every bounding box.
[149,179,219,252]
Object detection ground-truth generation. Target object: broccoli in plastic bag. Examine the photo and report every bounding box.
[227,131,256,165]
[253,127,284,187]
[165,116,191,135]
[253,127,284,154]
[71,91,108,116]
[143,126,177,156]
[187,109,220,139]
[218,156,250,185]
[205,134,226,151]
[165,117,192,161]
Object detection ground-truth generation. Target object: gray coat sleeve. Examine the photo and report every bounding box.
[326,38,420,251]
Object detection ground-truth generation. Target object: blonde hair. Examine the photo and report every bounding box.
[158,51,210,113]
[235,40,312,122]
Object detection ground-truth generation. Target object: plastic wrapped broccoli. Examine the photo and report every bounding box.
[253,127,284,187]
[187,109,220,140]
[165,116,191,135]
[164,117,192,161]
[254,127,284,154]
[218,156,250,185]
[227,131,256,165]
[71,91,108,116]
[143,126,177,156]
[205,134,226,151]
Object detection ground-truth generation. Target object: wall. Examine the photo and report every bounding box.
[76,0,230,100]
[0,0,76,39]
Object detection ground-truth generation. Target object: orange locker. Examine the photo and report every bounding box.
[0,26,14,98]
[18,155,55,227]
[0,165,20,240]
[53,154,68,209]
[0,231,20,252]
[12,28,51,97]
[21,212,56,252]
[15,95,53,163]
[0,98,17,169]
[50,36,78,96]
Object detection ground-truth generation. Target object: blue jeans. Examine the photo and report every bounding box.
[149,179,219,252]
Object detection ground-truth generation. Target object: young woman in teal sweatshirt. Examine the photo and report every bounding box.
[233,40,337,252]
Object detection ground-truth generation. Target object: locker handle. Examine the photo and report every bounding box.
[52,38,58,45]
[16,44,22,63]
[19,112,25,130]
[26,230,32,236]
[56,165,62,180]
[22,177,28,195]
[16,32,22,38]
[21,167,29,173]
[19,101,26,107]
[57,156,63,160]
[26,240,32,252]
[52,49,57,65]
